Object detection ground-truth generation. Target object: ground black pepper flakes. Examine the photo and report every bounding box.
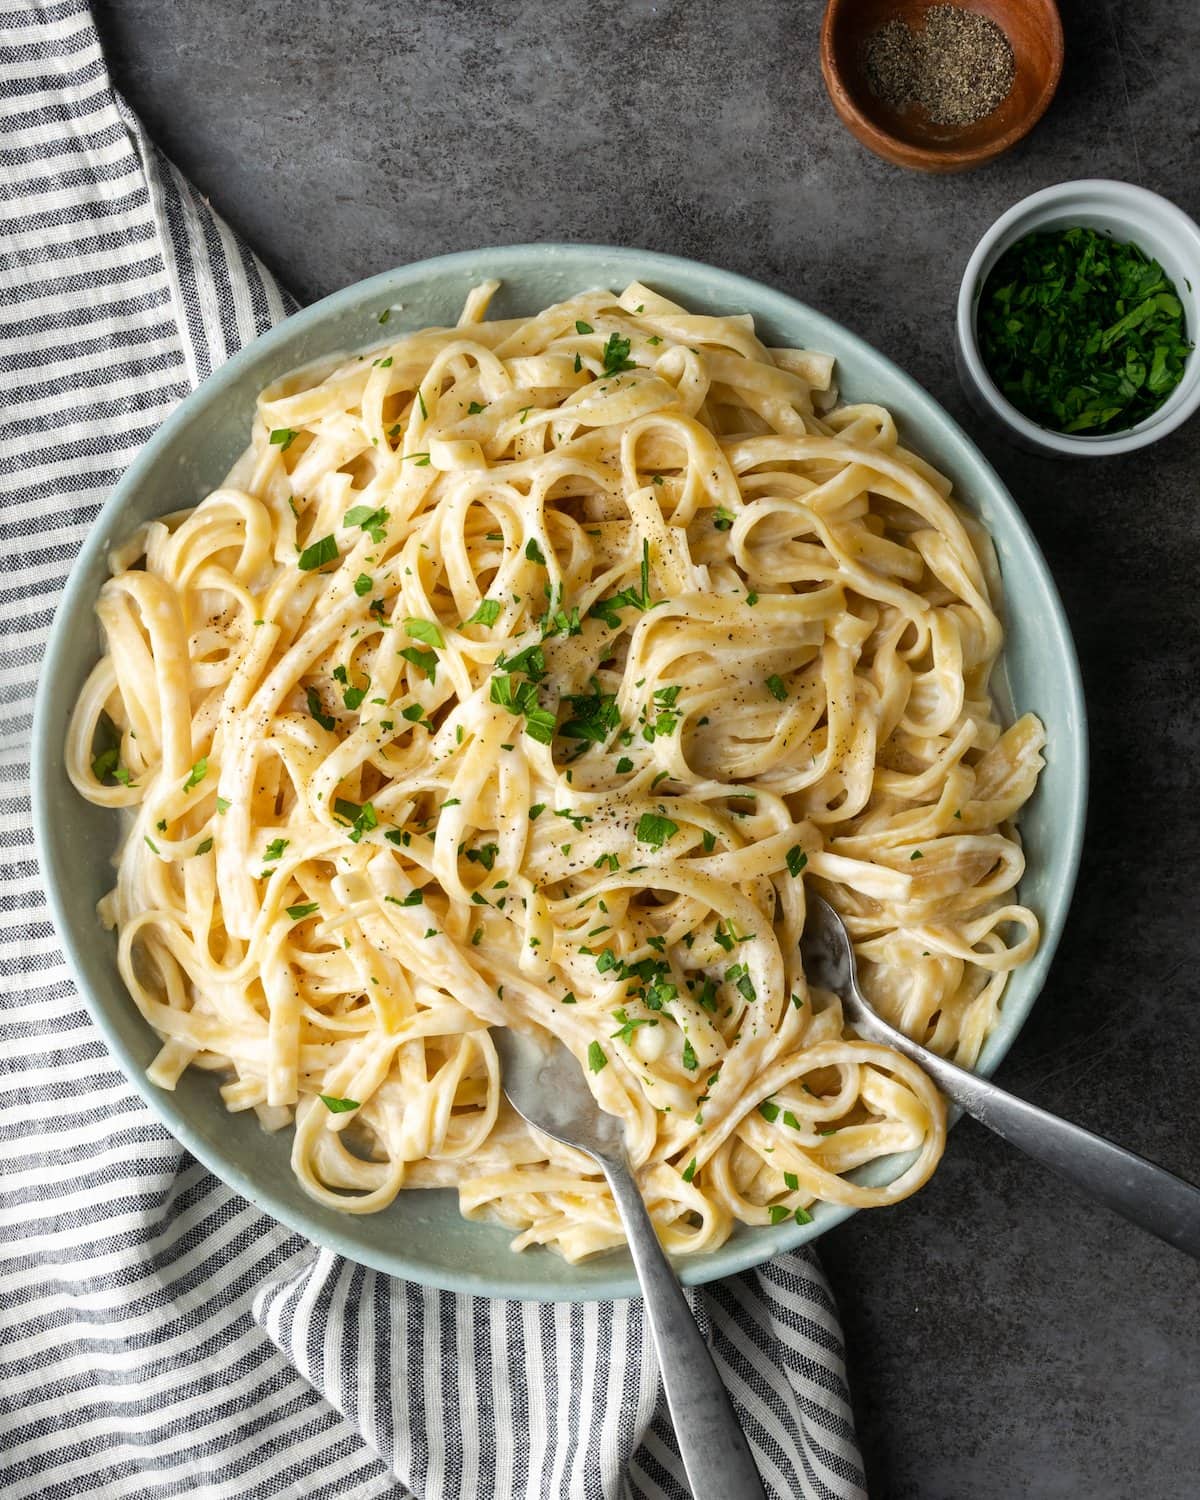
[861,5,1016,127]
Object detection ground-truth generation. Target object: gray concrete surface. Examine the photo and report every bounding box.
[90,2,1200,1495]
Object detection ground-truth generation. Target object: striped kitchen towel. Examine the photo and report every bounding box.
[0,4,869,1497]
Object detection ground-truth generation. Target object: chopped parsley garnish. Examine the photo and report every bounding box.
[465,598,501,627]
[404,617,444,649]
[269,427,298,450]
[910,849,923,861]
[759,1099,780,1123]
[298,534,337,571]
[263,837,288,862]
[587,1041,607,1073]
[636,812,678,849]
[524,537,547,566]
[319,1095,360,1113]
[559,682,620,745]
[305,686,336,730]
[725,962,757,1002]
[402,452,432,466]
[713,919,752,951]
[591,539,654,627]
[373,355,393,368]
[575,319,593,334]
[541,603,582,639]
[527,709,558,746]
[766,674,788,701]
[385,889,424,907]
[769,1205,790,1225]
[643,682,682,740]
[529,803,546,820]
[91,744,134,786]
[784,1171,799,1191]
[378,308,391,324]
[681,1038,698,1071]
[401,702,425,722]
[287,902,320,920]
[794,1206,814,1225]
[182,757,208,791]
[713,506,734,531]
[342,684,366,711]
[344,504,389,543]
[144,835,159,854]
[600,331,636,376]
[466,842,499,872]
[354,573,373,596]
[333,798,378,842]
[490,671,552,742]
[416,388,428,418]
[682,1157,698,1183]
[701,830,716,853]
[194,837,213,856]
[786,845,808,878]
[399,646,437,682]
[978,225,1192,434]
[216,797,231,815]
[610,1008,659,1044]
[467,400,487,415]
[496,642,546,681]
[554,807,591,832]
[615,756,634,774]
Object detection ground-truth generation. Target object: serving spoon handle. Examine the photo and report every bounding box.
[600,1151,768,1500]
[871,1023,1200,1259]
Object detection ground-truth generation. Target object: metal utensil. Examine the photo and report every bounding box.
[801,892,1200,1259]
[490,1026,767,1500]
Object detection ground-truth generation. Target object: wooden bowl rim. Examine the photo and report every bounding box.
[820,0,1065,171]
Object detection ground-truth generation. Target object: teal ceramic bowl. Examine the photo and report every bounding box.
[32,245,1087,1300]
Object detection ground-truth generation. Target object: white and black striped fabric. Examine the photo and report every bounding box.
[0,5,869,1497]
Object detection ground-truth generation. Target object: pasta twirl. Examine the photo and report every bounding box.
[68,281,1045,1261]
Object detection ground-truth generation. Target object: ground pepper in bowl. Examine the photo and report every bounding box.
[977,226,1192,434]
[862,5,1015,127]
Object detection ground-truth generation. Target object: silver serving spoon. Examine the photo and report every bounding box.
[801,892,1200,1258]
[490,1027,767,1500]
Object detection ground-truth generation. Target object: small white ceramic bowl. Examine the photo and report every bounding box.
[956,179,1200,457]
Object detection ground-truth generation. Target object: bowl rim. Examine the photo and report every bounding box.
[819,0,1064,172]
[32,241,1089,1299]
[956,178,1200,455]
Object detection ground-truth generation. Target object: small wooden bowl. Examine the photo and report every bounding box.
[821,0,1064,174]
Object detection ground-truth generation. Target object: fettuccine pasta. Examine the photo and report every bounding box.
[67,280,1045,1260]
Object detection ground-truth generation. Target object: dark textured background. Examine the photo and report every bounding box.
[91,2,1200,1495]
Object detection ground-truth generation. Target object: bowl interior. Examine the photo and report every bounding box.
[825,0,1061,155]
[33,244,1087,1300]
[963,183,1200,449]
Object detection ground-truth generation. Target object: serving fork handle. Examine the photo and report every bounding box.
[599,1151,767,1500]
[872,1020,1200,1260]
